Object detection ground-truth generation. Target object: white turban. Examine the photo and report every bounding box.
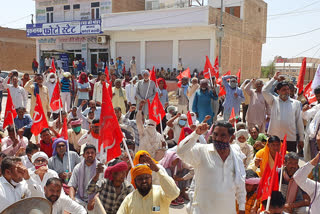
[31,152,49,163]
[180,114,187,120]
[235,129,249,140]
[146,119,157,126]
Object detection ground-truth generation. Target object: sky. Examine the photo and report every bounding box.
[1,0,320,66]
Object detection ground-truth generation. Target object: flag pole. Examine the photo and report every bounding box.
[99,143,105,180]
[11,114,17,138]
[278,165,284,191]
[208,68,214,89]
[266,196,271,211]
[145,79,151,100]
[122,138,134,168]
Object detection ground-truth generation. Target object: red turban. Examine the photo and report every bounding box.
[104,161,128,180]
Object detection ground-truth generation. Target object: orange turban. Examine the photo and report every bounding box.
[131,164,152,188]
[133,150,158,166]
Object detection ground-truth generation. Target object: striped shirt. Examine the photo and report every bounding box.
[60,78,70,92]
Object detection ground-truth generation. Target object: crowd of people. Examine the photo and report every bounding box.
[1,60,320,214]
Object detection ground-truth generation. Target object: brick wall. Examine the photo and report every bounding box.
[209,0,267,81]
[112,0,145,13]
[0,27,36,73]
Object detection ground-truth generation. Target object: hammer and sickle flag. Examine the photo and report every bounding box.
[50,82,62,111]
[31,94,49,136]
[99,82,123,162]
[3,89,17,129]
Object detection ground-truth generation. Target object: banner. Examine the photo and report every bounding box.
[26,19,102,37]
[60,54,69,72]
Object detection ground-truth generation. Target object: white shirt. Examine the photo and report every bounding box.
[4,76,28,108]
[125,83,137,104]
[21,155,34,169]
[78,133,99,156]
[52,193,86,214]
[93,81,108,104]
[26,168,59,197]
[303,103,320,138]
[0,177,30,212]
[262,78,304,141]
[177,132,246,214]
[45,58,50,66]
[293,162,320,214]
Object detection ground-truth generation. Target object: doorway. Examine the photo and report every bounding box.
[91,53,98,74]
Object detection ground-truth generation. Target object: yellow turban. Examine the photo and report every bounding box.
[131,164,152,188]
[133,150,158,166]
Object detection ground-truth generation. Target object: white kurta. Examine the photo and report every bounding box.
[26,169,59,197]
[293,162,320,214]
[52,194,87,214]
[177,132,246,214]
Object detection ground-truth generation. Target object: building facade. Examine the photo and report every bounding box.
[27,0,144,73]
[101,0,267,80]
[0,27,36,73]
[274,56,320,83]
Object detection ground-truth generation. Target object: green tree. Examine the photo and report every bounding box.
[261,61,275,78]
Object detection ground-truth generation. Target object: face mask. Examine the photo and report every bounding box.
[50,78,55,83]
[11,179,20,186]
[72,126,81,133]
[201,87,207,91]
[280,94,289,100]
[213,140,230,150]
[230,82,237,88]
[35,164,47,170]
[178,120,187,126]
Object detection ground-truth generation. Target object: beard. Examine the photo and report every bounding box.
[46,195,59,203]
[137,183,152,196]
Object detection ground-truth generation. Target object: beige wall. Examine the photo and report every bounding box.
[0,27,36,73]
[145,41,173,69]
[116,42,141,72]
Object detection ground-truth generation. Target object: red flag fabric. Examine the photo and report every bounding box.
[203,56,214,79]
[148,93,166,125]
[99,82,123,162]
[257,164,271,199]
[261,153,280,201]
[59,118,68,140]
[236,69,241,84]
[304,80,317,104]
[213,56,219,78]
[104,66,110,83]
[3,89,17,129]
[177,128,186,145]
[296,57,307,94]
[187,111,193,126]
[122,64,126,75]
[50,82,63,111]
[216,70,231,85]
[150,66,157,84]
[277,135,287,168]
[176,68,191,88]
[229,107,236,120]
[108,83,113,99]
[31,94,49,136]
[50,58,56,73]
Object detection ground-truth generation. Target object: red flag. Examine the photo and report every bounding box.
[177,128,186,145]
[104,66,110,83]
[236,69,241,84]
[150,66,157,84]
[59,118,68,140]
[203,56,214,79]
[304,80,317,104]
[99,82,123,162]
[50,82,63,111]
[3,89,17,129]
[50,58,56,73]
[261,153,279,201]
[216,70,231,85]
[108,83,113,99]
[296,57,307,94]
[148,93,166,125]
[257,164,271,199]
[213,56,219,78]
[176,68,191,88]
[229,107,236,120]
[31,94,49,136]
[277,135,287,168]
[187,111,193,126]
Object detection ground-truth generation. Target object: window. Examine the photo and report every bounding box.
[64,5,70,10]
[64,5,72,21]
[46,7,54,23]
[91,2,100,19]
[225,6,240,18]
[73,4,80,9]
